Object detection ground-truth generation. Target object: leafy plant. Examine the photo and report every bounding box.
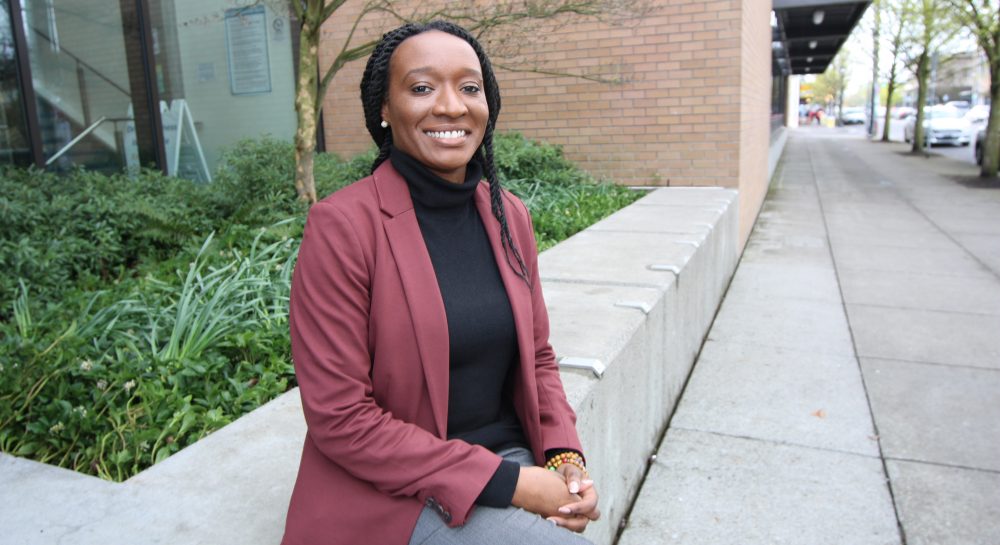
[0,224,297,480]
[495,133,643,249]
[0,167,219,314]
[0,133,639,481]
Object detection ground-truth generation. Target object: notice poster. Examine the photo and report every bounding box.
[224,5,271,95]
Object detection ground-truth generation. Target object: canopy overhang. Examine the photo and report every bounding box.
[772,0,871,76]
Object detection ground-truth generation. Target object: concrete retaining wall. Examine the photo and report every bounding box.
[0,187,739,545]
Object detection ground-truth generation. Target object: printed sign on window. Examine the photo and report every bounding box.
[224,5,271,95]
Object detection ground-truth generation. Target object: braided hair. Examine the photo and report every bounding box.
[360,20,531,288]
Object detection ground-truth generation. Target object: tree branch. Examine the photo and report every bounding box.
[321,0,350,22]
[493,62,627,84]
[289,0,304,21]
[315,0,388,114]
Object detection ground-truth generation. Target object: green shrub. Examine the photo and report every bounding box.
[0,167,219,314]
[0,226,296,480]
[494,132,593,187]
[494,133,643,250]
[0,133,641,481]
[208,136,375,230]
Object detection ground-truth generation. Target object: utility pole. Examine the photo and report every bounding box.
[869,0,881,138]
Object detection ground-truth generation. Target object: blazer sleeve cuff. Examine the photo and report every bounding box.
[474,459,520,507]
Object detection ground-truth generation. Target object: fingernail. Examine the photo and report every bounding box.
[546,517,559,526]
[558,506,572,514]
[569,482,580,494]
[582,479,594,485]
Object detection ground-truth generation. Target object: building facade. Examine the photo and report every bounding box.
[2,0,865,245]
[321,0,774,245]
[0,0,298,179]
[321,0,866,246]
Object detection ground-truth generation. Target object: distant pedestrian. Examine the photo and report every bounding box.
[807,105,824,125]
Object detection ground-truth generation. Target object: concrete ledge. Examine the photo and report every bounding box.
[0,187,740,545]
[542,187,739,544]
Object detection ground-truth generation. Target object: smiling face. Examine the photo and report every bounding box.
[381,31,489,184]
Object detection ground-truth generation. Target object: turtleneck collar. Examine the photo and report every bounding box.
[390,146,483,210]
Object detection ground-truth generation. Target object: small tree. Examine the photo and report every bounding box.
[813,51,850,121]
[947,0,1000,176]
[905,0,960,151]
[869,0,881,138]
[880,0,915,141]
[289,0,638,203]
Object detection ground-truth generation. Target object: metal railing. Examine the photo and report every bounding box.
[43,115,132,166]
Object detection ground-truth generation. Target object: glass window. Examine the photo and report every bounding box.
[148,0,296,181]
[20,0,138,173]
[0,0,32,166]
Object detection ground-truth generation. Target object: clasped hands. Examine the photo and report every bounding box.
[511,464,601,533]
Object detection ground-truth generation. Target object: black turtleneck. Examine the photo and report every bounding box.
[389,147,526,508]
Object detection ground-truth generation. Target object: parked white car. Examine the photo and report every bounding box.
[964,104,991,128]
[839,107,867,125]
[903,106,972,146]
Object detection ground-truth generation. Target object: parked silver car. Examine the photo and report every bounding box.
[904,106,973,146]
[839,107,867,125]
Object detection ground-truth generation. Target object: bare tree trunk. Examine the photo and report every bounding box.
[982,64,1000,176]
[294,19,320,204]
[837,89,845,125]
[869,0,880,138]
[912,51,929,152]
[881,72,896,141]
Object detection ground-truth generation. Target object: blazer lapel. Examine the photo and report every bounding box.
[374,162,450,438]
[473,186,541,437]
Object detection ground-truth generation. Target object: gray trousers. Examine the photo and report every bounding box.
[408,447,595,545]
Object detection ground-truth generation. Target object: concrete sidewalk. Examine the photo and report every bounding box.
[619,128,1000,544]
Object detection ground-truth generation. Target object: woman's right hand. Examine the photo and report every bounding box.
[511,466,581,518]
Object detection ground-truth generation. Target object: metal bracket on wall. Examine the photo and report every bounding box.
[558,357,606,378]
[647,264,681,275]
[614,300,652,314]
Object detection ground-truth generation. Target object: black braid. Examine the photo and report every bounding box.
[481,128,531,290]
[359,20,531,288]
[374,131,393,172]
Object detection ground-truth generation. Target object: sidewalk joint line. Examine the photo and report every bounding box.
[667,426,883,461]
[846,301,1000,319]
[806,138,909,545]
[700,337,861,359]
[857,355,1000,374]
[702,336,856,359]
[882,456,1000,476]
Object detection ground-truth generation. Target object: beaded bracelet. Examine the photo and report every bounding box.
[545,451,587,475]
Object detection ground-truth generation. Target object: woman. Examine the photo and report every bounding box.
[282,20,600,545]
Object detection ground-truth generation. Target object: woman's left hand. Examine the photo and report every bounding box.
[547,464,600,533]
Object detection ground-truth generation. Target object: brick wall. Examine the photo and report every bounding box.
[318,0,772,243]
[736,0,773,248]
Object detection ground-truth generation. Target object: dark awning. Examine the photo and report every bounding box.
[773,0,870,75]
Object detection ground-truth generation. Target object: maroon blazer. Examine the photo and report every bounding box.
[281,160,582,545]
